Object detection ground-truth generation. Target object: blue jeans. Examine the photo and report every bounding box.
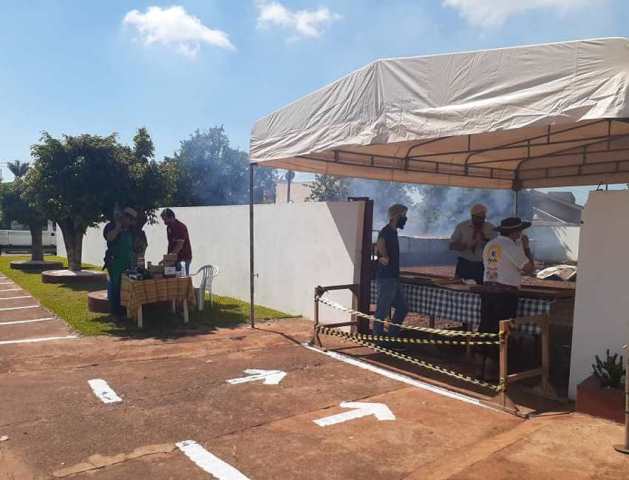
[107,271,122,315]
[374,277,408,336]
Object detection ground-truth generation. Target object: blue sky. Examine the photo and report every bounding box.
[1,0,628,203]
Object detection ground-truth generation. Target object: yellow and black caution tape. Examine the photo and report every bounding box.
[317,325,504,392]
[316,325,499,346]
[317,295,499,339]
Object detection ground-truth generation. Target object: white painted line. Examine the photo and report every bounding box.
[227,369,286,385]
[88,379,122,404]
[0,317,55,326]
[176,440,250,480]
[303,343,495,411]
[0,335,78,345]
[314,401,395,427]
[0,305,39,311]
[0,282,14,285]
[0,289,23,292]
[0,296,31,300]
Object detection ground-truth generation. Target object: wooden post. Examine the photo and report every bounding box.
[499,320,510,407]
[614,345,629,454]
[348,197,374,334]
[310,287,322,347]
[541,316,551,396]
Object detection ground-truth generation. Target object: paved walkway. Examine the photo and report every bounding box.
[0,273,77,347]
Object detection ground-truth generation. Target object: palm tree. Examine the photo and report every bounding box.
[7,160,30,179]
[3,160,43,261]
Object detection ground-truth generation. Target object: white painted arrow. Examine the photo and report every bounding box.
[177,440,251,480]
[88,379,122,404]
[314,402,395,427]
[226,369,286,385]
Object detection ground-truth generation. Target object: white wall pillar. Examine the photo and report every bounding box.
[568,191,629,399]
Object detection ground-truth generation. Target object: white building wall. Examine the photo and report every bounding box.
[568,191,629,399]
[58,202,365,323]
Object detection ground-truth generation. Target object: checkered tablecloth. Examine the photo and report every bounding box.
[370,280,550,334]
[121,275,196,318]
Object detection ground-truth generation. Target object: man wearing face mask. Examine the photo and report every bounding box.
[373,204,409,341]
[450,204,496,285]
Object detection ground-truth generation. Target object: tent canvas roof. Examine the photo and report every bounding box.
[250,38,629,190]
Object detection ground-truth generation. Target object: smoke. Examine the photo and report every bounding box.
[348,179,515,237]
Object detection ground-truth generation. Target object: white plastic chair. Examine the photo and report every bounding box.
[192,265,220,311]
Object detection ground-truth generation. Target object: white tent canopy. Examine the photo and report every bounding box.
[251,38,629,190]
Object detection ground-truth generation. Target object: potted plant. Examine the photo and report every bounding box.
[576,349,626,423]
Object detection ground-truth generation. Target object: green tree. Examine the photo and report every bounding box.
[26,130,168,271]
[133,127,154,162]
[123,128,171,227]
[1,176,46,261]
[7,160,30,179]
[162,126,277,206]
[308,174,350,201]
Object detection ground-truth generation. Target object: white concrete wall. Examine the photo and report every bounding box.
[568,191,629,399]
[58,202,365,323]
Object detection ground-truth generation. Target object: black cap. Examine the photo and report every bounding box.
[495,217,532,233]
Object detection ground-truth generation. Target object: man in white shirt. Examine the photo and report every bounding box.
[477,217,535,379]
[450,204,496,284]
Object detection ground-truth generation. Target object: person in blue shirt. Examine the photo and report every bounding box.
[374,204,409,340]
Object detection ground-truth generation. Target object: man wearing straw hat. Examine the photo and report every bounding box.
[373,204,409,342]
[450,203,496,285]
[478,217,535,378]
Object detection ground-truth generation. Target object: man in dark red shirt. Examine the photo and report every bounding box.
[160,208,192,275]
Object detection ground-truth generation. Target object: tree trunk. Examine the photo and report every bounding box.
[59,221,85,272]
[29,224,43,262]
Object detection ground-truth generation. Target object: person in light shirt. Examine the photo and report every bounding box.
[450,204,496,285]
[478,217,535,379]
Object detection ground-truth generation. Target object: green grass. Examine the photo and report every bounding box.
[0,256,293,337]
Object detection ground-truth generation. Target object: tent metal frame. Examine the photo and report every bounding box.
[295,118,629,190]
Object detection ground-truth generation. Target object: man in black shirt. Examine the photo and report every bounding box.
[374,204,409,338]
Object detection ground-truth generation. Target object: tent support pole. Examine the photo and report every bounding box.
[249,163,256,328]
[513,190,520,217]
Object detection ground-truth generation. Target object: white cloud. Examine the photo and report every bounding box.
[123,6,235,58]
[255,1,341,39]
[443,0,594,27]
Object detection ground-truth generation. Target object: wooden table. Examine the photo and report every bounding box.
[121,275,196,328]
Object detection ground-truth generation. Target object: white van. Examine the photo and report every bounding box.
[0,221,57,253]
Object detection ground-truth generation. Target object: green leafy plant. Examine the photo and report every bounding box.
[592,349,626,389]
